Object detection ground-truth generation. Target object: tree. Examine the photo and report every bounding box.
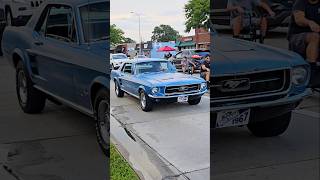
[110,24,125,46]
[123,37,136,43]
[184,0,210,32]
[151,24,181,42]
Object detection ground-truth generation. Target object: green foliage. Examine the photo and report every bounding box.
[184,0,210,32]
[123,37,136,43]
[110,24,125,46]
[151,24,181,42]
[110,144,139,180]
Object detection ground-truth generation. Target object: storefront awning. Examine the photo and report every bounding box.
[176,41,195,47]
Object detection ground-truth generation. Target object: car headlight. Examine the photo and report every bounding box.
[292,66,308,86]
[200,82,207,90]
[151,87,159,94]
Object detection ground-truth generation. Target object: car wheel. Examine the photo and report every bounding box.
[188,97,201,105]
[16,61,46,113]
[94,88,110,156]
[139,90,153,112]
[114,80,124,97]
[247,112,291,137]
[5,9,13,26]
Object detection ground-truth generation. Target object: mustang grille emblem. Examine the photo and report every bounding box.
[179,86,188,91]
[220,78,250,92]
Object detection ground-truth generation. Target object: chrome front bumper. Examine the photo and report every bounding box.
[211,89,312,112]
[148,89,207,99]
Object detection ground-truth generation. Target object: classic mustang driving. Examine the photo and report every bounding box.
[2,0,110,155]
[212,33,311,137]
[112,59,208,111]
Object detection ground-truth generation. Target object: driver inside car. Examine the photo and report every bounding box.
[226,0,275,41]
[288,0,320,87]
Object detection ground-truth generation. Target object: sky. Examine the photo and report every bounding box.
[110,0,193,42]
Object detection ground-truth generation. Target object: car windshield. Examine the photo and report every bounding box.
[135,61,176,74]
[79,2,109,42]
[113,54,128,59]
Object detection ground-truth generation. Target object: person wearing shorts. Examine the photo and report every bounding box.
[288,0,320,87]
[227,0,275,39]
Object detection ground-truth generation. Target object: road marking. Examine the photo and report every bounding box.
[293,109,320,119]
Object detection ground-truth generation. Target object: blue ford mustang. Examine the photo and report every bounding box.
[2,0,110,155]
[211,31,311,137]
[112,58,208,111]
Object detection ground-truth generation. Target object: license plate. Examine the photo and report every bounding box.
[216,109,250,128]
[177,96,188,102]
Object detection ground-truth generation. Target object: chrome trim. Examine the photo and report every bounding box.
[211,89,312,112]
[164,84,200,96]
[212,69,290,101]
[212,67,291,78]
[121,89,139,98]
[34,85,94,116]
[149,90,207,98]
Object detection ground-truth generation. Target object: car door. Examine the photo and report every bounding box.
[119,63,134,93]
[28,4,78,102]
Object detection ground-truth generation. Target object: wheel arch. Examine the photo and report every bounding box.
[90,76,109,111]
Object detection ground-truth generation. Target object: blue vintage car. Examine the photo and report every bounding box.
[112,58,208,111]
[212,33,311,137]
[1,0,110,155]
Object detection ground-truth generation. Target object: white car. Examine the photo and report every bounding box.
[110,53,129,69]
[134,54,147,59]
[1,0,44,26]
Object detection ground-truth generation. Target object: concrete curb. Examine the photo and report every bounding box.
[110,116,188,180]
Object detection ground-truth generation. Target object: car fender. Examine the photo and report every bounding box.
[138,85,147,93]
[11,48,33,76]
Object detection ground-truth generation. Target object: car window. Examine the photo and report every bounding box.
[135,61,176,74]
[122,63,132,74]
[112,54,128,59]
[45,5,74,42]
[79,2,109,43]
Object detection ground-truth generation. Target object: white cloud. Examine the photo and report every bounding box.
[110,0,193,42]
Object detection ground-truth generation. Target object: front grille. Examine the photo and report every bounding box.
[165,84,200,95]
[211,69,290,100]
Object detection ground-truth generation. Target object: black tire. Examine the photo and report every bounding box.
[94,88,110,156]
[139,90,153,112]
[247,112,292,137]
[5,8,13,26]
[188,97,201,105]
[114,80,124,97]
[16,61,46,113]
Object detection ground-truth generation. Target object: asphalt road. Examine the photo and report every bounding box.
[212,27,320,180]
[0,57,107,180]
[110,79,210,180]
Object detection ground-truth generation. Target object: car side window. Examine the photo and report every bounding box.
[122,63,132,74]
[45,5,75,43]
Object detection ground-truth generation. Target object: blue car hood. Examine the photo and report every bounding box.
[137,72,205,86]
[212,36,307,76]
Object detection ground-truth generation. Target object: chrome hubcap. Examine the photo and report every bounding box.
[140,92,146,108]
[115,82,119,95]
[98,100,109,147]
[18,71,27,104]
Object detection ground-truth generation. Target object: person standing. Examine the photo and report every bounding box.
[288,0,320,87]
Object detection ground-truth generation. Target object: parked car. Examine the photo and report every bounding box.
[2,0,110,155]
[112,58,208,111]
[0,0,44,26]
[172,49,209,71]
[211,0,294,29]
[212,32,311,137]
[110,53,129,69]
